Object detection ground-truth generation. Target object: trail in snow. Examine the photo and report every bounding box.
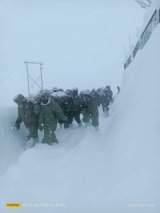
[0,103,118,213]
[0,103,112,175]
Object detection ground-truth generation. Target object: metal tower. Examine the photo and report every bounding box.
[24,61,43,97]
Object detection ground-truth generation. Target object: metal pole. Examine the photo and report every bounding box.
[25,62,30,97]
[40,63,43,90]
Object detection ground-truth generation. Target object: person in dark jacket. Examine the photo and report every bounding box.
[101,89,111,117]
[91,89,101,107]
[117,86,120,94]
[14,94,39,146]
[71,88,83,127]
[60,90,74,129]
[34,90,67,144]
[105,85,113,102]
[81,89,99,129]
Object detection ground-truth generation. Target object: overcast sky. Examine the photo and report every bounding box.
[0,0,146,106]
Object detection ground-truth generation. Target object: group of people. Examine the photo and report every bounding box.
[13,86,115,147]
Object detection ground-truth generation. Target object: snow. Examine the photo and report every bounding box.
[51,91,66,97]
[0,22,160,212]
[0,1,160,212]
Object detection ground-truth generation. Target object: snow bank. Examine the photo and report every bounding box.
[0,107,25,175]
[103,25,160,212]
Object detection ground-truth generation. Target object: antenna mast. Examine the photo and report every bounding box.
[24,61,44,97]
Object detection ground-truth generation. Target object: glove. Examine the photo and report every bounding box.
[14,123,20,130]
[11,126,18,130]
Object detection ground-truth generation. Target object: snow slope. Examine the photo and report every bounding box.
[0,18,160,213]
[0,107,25,175]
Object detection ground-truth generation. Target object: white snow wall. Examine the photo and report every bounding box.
[0,107,26,174]
[102,25,160,212]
